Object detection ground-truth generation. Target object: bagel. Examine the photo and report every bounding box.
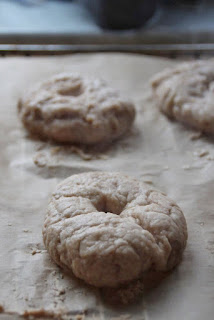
[43,172,187,288]
[151,60,214,135]
[18,73,135,144]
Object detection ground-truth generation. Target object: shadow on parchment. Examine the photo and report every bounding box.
[41,250,171,310]
[166,116,214,145]
[100,270,170,309]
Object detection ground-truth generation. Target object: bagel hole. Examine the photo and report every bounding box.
[58,84,83,97]
[101,203,121,215]
[33,108,43,120]
[98,197,126,215]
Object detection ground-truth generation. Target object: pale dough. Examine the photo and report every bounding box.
[43,172,187,288]
[18,73,135,144]
[151,60,214,134]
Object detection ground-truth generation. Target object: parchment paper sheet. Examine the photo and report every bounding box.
[0,53,214,320]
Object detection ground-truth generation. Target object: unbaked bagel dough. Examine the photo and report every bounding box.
[18,73,135,144]
[43,172,187,288]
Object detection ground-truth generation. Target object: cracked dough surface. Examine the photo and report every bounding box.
[151,60,214,134]
[43,172,187,288]
[18,73,135,144]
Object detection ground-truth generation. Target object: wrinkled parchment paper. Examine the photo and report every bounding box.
[0,53,214,320]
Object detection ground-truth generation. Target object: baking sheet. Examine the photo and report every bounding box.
[0,53,214,320]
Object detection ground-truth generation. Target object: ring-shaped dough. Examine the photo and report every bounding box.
[18,73,135,144]
[43,172,187,288]
[151,60,214,135]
